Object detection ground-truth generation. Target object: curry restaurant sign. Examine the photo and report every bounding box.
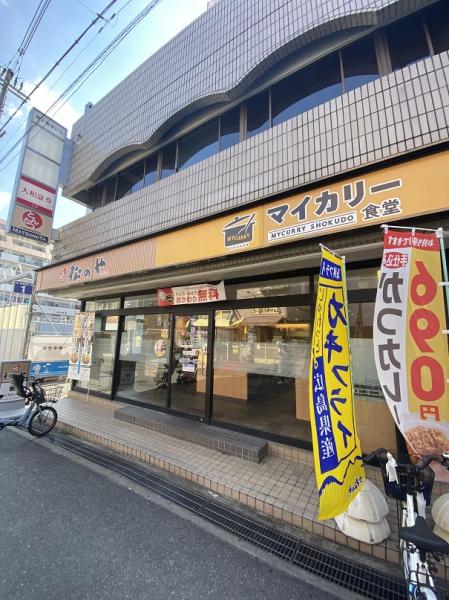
[38,151,449,292]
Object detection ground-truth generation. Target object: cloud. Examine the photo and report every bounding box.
[0,0,10,6]
[0,191,11,214]
[22,81,81,135]
[6,104,24,120]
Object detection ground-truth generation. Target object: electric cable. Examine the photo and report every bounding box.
[0,0,127,150]
[15,0,52,77]
[6,0,52,75]
[0,0,118,138]
[0,0,163,172]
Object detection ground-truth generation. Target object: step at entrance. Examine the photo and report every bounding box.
[114,405,268,463]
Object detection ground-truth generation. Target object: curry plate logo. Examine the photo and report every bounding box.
[223,213,256,250]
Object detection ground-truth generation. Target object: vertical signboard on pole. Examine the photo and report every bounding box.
[6,108,67,244]
[309,246,365,520]
[374,228,449,454]
[67,313,95,382]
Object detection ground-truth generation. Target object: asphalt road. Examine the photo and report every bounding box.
[0,429,350,600]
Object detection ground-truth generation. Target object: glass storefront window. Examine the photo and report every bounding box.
[227,276,309,300]
[170,314,209,417]
[85,298,120,311]
[349,302,397,453]
[123,294,157,308]
[212,306,311,440]
[88,315,119,394]
[314,267,378,291]
[346,267,378,290]
[116,314,171,407]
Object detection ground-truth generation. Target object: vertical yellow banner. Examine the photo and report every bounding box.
[309,248,365,520]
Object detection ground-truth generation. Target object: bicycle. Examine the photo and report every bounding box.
[0,374,60,437]
[364,448,449,599]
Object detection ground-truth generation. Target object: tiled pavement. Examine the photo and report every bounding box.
[54,394,448,579]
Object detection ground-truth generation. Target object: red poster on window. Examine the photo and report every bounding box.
[157,282,226,306]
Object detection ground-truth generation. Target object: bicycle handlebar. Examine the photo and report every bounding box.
[363,448,388,465]
[364,448,449,471]
[415,453,449,470]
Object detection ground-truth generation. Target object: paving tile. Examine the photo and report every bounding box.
[55,397,435,568]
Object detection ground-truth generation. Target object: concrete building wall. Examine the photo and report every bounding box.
[68,0,417,194]
[55,48,449,261]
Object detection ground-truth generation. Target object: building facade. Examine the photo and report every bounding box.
[37,0,449,452]
[0,218,78,363]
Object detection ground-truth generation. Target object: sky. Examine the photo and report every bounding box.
[0,0,208,228]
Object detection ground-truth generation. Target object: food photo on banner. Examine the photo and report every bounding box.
[373,226,449,481]
[309,246,365,520]
[67,313,95,382]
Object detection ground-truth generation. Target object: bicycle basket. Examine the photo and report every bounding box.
[377,453,408,502]
[40,385,64,404]
[378,453,435,505]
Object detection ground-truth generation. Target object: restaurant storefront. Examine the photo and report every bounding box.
[71,267,393,453]
[36,148,449,454]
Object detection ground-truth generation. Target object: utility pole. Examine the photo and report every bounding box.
[0,69,13,121]
[0,68,28,138]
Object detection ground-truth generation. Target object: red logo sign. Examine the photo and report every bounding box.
[22,210,43,230]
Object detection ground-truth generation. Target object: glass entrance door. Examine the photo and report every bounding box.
[169,314,209,418]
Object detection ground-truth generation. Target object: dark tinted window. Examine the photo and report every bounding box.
[386,14,430,70]
[220,107,240,150]
[178,119,219,170]
[160,142,177,179]
[272,54,342,126]
[144,153,158,186]
[425,1,449,55]
[246,90,270,138]
[104,176,117,205]
[342,36,379,92]
[89,184,104,209]
[115,160,145,200]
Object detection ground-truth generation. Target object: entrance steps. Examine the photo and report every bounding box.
[114,405,268,463]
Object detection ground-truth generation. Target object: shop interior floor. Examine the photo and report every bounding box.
[114,404,268,463]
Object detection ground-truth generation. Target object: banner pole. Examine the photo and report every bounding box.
[381,224,439,233]
[341,255,358,447]
[319,243,344,259]
[437,228,449,319]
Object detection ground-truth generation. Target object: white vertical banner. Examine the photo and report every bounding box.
[373,228,449,456]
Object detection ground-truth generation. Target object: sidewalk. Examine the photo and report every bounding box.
[55,394,448,578]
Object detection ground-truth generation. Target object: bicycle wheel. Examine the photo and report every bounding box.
[28,406,57,437]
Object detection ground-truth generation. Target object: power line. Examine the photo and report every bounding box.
[0,0,118,138]
[0,0,123,149]
[14,0,53,77]
[0,0,163,172]
[6,0,46,70]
